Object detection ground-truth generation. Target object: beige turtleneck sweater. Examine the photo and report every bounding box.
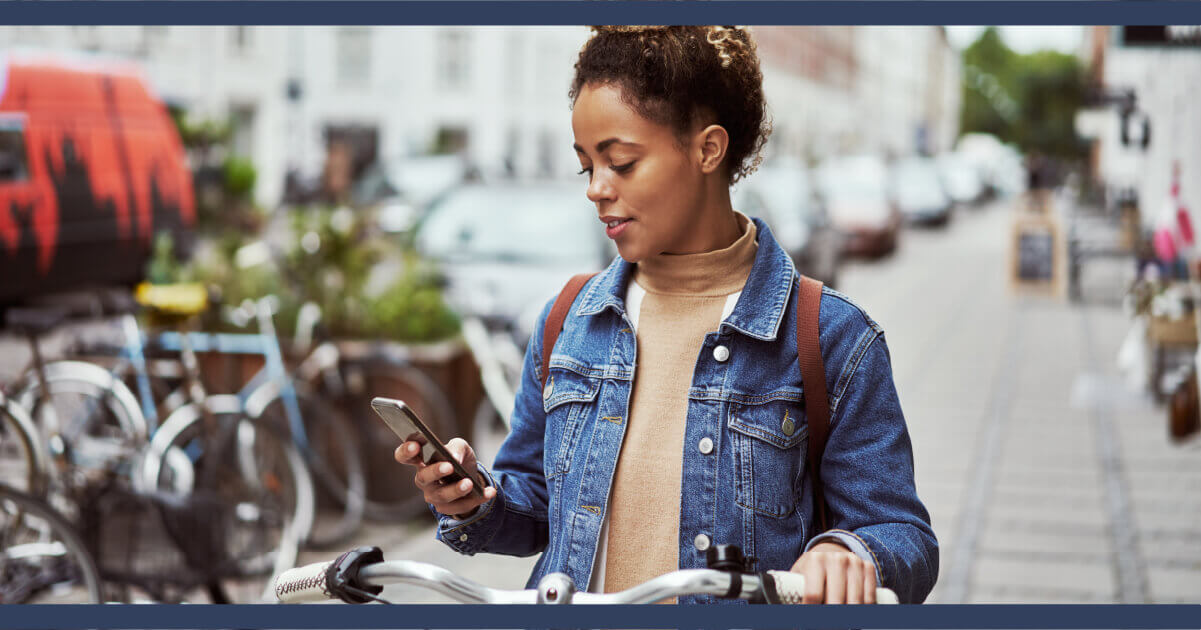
[593,212,758,597]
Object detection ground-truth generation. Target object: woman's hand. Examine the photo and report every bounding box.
[790,541,877,604]
[394,438,497,519]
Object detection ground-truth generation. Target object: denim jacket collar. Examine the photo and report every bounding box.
[575,217,796,341]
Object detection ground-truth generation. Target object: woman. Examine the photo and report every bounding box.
[396,25,937,604]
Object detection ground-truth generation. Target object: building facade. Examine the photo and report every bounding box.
[2,26,962,207]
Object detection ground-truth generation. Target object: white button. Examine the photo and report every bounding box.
[713,345,730,362]
[698,437,714,455]
[543,377,553,400]
[693,534,711,551]
[459,533,469,542]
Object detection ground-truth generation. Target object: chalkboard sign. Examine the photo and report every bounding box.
[1017,229,1054,280]
[1011,213,1062,295]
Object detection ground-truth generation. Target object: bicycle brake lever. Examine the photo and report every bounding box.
[328,546,385,604]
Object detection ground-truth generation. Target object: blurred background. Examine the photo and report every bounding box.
[0,25,1198,605]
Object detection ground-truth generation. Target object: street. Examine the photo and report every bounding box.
[316,196,1201,604]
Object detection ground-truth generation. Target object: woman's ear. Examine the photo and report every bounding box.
[695,124,729,175]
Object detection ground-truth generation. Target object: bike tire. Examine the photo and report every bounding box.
[16,361,150,443]
[0,397,50,498]
[0,483,103,604]
[251,383,366,550]
[139,397,314,595]
[335,357,458,522]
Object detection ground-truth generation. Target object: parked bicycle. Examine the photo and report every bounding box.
[0,483,102,604]
[4,287,313,602]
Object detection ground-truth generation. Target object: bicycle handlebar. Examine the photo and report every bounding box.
[274,548,899,605]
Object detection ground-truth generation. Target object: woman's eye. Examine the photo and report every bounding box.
[577,166,593,177]
[610,162,635,174]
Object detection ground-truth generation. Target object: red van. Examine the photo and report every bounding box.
[0,51,195,303]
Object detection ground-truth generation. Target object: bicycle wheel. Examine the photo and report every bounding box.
[335,357,458,521]
[16,361,149,443]
[0,397,50,497]
[15,362,149,494]
[250,382,366,549]
[140,396,314,585]
[0,484,103,603]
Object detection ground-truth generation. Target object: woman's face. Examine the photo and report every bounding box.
[572,83,709,263]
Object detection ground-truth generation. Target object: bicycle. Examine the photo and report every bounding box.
[273,544,898,605]
[137,295,360,549]
[0,483,103,604]
[6,288,315,602]
[281,307,458,523]
[234,235,460,522]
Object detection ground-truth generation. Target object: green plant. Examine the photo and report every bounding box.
[223,156,258,200]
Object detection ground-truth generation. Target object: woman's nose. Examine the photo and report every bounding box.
[586,171,616,203]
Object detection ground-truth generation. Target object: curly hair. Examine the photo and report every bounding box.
[569,26,772,184]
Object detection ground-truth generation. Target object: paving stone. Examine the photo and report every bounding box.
[967,584,1113,604]
[1146,566,1201,603]
[987,494,1108,525]
[970,555,1117,598]
[979,524,1113,557]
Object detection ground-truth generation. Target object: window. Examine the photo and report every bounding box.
[231,26,252,53]
[141,26,168,54]
[336,27,372,87]
[230,104,257,159]
[437,30,469,91]
[0,120,29,183]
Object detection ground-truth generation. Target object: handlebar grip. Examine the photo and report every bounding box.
[274,560,335,603]
[764,570,899,604]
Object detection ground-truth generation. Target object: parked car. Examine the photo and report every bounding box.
[937,152,986,206]
[0,51,195,303]
[815,155,901,258]
[355,154,470,233]
[890,156,954,226]
[415,181,615,344]
[734,159,842,287]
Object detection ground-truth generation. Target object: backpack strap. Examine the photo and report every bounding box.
[797,275,831,532]
[540,273,598,390]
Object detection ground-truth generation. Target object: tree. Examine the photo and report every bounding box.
[959,28,1088,160]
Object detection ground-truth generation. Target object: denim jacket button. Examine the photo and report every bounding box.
[713,345,730,362]
[693,534,711,551]
[459,533,469,542]
[698,437,714,454]
[543,376,553,401]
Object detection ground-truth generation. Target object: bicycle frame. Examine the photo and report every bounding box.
[151,300,315,456]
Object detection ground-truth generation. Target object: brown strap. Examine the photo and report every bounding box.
[797,275,831,532]
[540,273,598,390]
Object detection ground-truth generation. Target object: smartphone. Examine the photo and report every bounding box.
[370,397,486,499]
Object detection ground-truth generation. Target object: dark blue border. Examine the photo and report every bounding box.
[2,604,1201,629]
[3,1,1201,25]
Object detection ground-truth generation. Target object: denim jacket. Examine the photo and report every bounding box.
[434,218,938,604]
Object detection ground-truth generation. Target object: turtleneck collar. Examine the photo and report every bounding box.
[633,211,758,296]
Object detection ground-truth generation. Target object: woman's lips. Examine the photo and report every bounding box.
[604,218,633,239]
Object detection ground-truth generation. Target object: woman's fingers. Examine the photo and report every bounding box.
[432,482,496,516]
[415,461,460,488]
[864,561,878,605]
[429,476,476,504]
[845,556,864,604]
[445,438,476,468]
[393,441,425,466]
[793,543,877,604]
[799,557,825,605]
[823,554,848,604]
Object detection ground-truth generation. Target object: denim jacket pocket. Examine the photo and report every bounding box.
[728,398,809,518]
[542,367,601,479]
